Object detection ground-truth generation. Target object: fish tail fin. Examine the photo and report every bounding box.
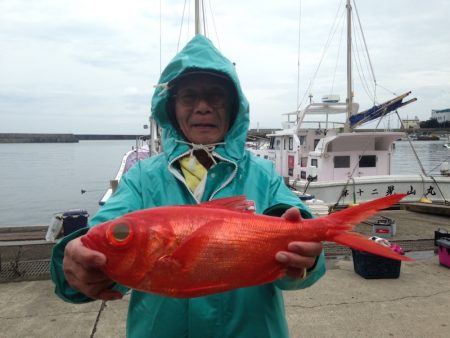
[322,194,411,261]
[324,194,406,229]
[332,232,412,261]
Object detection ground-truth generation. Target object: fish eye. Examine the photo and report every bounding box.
[107,222,134,247]
[112,223,130,241]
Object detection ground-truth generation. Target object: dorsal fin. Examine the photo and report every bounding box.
[198,196,256,214]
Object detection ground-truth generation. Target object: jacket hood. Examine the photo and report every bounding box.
[151,35,250,163]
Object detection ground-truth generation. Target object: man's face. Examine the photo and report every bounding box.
[174,74,231,144]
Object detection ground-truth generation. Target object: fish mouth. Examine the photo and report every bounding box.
[80,234,99,251]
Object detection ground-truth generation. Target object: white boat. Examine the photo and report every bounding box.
[99,119,160,205]
[251,0,450,207]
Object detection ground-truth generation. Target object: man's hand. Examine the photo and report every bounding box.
[275,207,323,279]
[63,237,122,301]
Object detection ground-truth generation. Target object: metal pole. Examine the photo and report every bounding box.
[345,0,352,132]
[195,0,201,35]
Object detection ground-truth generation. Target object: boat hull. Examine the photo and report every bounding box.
[292,175,450,206]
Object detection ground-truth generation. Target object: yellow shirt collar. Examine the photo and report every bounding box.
[179,156,208,192]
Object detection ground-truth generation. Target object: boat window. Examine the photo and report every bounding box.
[334,156,350,168]
[289,137,293,150]
[311,159,318,167]
[271,138,281,150]
[314,139,320,149]
[275,139,281,150]
[301,171,306,179]
[359,155,377,167]
[299,136,306,145]
[284,138,287,150]
[269,137,274,150]
[301,157,308,167]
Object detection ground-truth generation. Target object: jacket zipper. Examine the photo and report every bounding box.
[168,151,200,204]
[209,152,238,201]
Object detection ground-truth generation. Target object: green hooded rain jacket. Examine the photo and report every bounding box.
[50,35,326,338]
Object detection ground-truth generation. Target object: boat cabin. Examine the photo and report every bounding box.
[253,130,402,183]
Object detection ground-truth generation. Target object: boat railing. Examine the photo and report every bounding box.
[298,120,346,130]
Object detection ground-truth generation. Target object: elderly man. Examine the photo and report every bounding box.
[51,35,326,338]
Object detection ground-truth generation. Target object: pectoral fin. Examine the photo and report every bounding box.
[169,220,226,271]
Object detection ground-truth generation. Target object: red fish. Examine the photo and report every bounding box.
[81,194,410,298]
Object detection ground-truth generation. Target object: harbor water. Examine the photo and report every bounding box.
[0,140,136,226]
[0,139,449,226]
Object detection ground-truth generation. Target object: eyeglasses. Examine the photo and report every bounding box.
[174,87,229,108]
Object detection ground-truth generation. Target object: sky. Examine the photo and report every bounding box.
[1,0,449,134]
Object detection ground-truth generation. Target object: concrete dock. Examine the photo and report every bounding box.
[1,208,449,337]
[1,255,449,338]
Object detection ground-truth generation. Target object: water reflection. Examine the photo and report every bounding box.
[393,140,450,175]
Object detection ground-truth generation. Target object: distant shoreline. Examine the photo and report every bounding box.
[2,128,448,144]
[0,133,141,143]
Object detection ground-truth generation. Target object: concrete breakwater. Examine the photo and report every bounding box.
[2,131,269,143]
[0,133,141,143]
[0,133,79,143]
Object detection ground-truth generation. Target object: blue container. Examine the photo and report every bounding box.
[62,210,89,236]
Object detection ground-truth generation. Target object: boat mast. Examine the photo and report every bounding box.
[195,0,203,35]
[345,0,353,132]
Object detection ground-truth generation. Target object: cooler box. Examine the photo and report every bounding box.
[62,210,89,236]
[372,216,396,238]
[436,238,450,268]
[352,250,401,279]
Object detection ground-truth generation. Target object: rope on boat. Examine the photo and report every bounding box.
[296,1,345,111]
[206,0,221,49]
[397,112,427,176]
[429,176,450,206]
[177,0,190,52]
[330,177,357,212]
[395,112,449,204]
[426,153,450,175]
[353,0,377,104]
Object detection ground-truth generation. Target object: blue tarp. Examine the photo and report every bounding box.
[349,92,416,127]
[349,100,404,127]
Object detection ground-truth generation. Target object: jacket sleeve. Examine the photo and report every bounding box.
[50,164,146,303]
[262,172,326,291]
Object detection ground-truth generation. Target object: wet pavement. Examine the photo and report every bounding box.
[1,255,449,338]
[1,208,449,337]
